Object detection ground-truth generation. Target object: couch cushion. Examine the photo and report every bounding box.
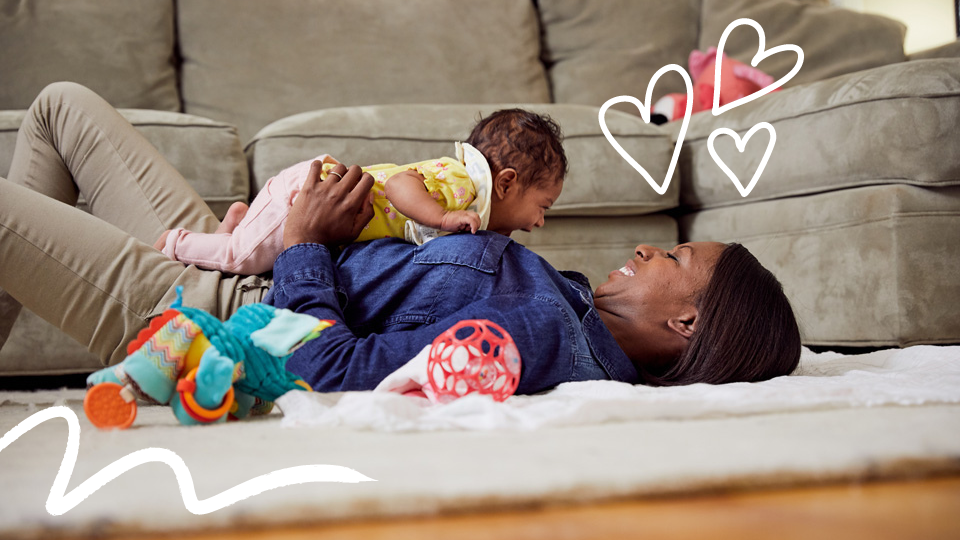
[0,110,21,178]
[246,103,679,216]
[539,0,700,111]
[0,109,248,219]
[0,309,102,376]
[909,40,960,61]
[512,214,677,288]
[178,0,551,143]
[679,185,960,347]
[699,0,906,89]
[0,0,179,111]
[667,59,960,209]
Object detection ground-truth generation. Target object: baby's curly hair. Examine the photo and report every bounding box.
[466,109,567,189]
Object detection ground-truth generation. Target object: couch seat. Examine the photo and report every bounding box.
[246,103,680,215]
[680,184,960,346]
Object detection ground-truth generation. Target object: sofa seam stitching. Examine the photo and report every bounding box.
[697,210,960,241]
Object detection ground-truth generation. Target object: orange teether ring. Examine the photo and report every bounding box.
[84,382,137,430]
[180,368,235,421]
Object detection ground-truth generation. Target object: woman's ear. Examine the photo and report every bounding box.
[493,168,518,199]
[667,309,698,340]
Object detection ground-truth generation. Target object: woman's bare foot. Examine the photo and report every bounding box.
[216,202,249,234]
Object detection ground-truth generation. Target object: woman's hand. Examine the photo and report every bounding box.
[283,162,375,249]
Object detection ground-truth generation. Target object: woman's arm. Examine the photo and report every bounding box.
[384,170,480,233]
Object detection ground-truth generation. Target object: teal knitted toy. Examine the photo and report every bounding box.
[83,287,332,429]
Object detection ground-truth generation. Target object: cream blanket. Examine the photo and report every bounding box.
[277,345,960,431]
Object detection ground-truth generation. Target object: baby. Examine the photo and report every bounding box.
[156,109,567,275]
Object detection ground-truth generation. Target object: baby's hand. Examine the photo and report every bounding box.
[439,210,481,234]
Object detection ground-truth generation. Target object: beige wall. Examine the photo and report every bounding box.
[832,0,956,54]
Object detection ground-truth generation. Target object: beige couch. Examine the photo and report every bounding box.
[1,0,958,376]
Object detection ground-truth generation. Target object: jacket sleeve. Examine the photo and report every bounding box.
[269,243,574,394]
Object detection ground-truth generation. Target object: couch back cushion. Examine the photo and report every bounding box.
[669,59,960,209]
[539,0,700,110]
[178,0,551,143]
[0,0,179,111]
[699,0,906,88]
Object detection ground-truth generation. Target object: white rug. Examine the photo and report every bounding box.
[278,345,960,431]
[1,346,959,537]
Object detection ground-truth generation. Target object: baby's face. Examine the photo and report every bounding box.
[489,180,563,236]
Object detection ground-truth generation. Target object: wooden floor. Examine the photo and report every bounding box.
[153,475,960,540]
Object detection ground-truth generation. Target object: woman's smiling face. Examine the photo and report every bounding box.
[594,242,726,369]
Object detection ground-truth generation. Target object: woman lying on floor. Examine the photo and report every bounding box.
[0,82,801,394]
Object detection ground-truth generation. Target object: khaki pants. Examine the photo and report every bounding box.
[0,82,269,367]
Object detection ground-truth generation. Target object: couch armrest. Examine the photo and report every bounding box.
[909,39,960,61]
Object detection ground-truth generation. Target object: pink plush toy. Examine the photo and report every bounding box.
[651,47,777,124]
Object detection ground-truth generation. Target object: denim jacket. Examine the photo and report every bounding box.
[267,232,640,394]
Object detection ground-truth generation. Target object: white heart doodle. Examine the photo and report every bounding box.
[713,18,804,116]
[707,122,777,198]
[599,64,693,195]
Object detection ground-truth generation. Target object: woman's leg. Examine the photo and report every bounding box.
[0,177,244,366]
[0,83,265,365]
[7,81,220,242]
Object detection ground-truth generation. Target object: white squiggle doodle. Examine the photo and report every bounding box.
[0,406,376,516]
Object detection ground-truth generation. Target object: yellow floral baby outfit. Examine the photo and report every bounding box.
[321,154,477,243]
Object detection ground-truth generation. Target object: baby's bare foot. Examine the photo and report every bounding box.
[216,202,249,233]
[154,229,172,251]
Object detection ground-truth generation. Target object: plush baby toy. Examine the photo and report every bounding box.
[83,287,332,429]
[651,47,777,124]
